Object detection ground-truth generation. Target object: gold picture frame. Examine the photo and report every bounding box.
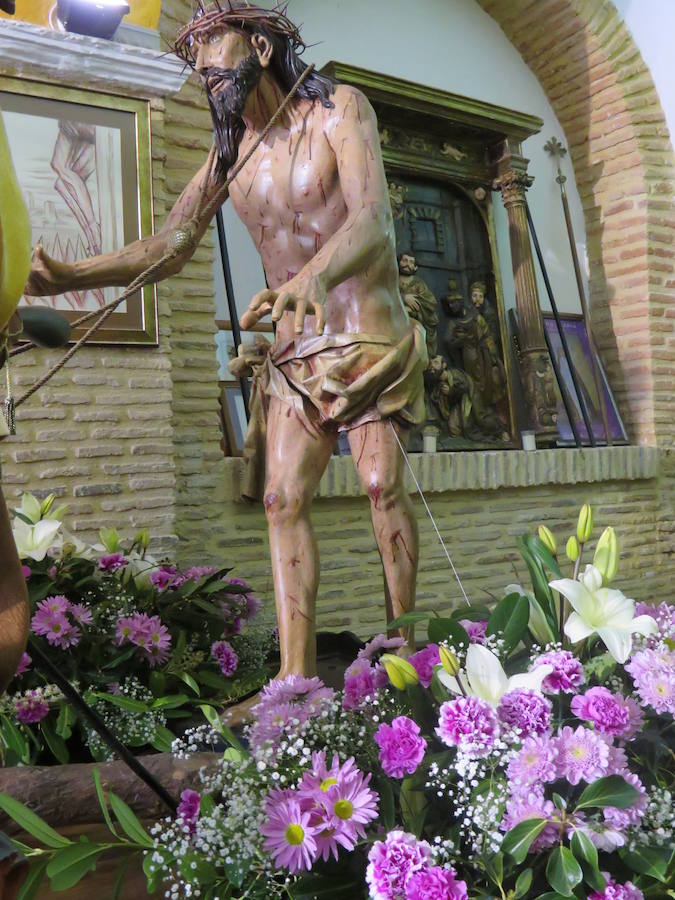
[0,76,157,345]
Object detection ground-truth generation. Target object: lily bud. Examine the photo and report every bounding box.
[51,504,69,522]
[577,504,593,543]
[99,526,120,553]
[439,645,461,677]
[538,525,557,556]
[566,535,580,562]
[380,653,419,690]
[135,528,150,551]
[593,526,619,584]
[40,493,56,517]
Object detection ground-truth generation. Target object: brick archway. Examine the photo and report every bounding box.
[478,0,674,454]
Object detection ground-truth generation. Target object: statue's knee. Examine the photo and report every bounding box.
[264,484,309,524]
[365,477,402,511]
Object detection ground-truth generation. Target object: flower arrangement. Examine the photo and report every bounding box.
[2,504,673,898]
[1,492,275,765]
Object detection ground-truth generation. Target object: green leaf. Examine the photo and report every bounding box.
[0,794,71,849]
[501,817,547,864]
[17,858,48,900]
[450,604,491,622]
[93,693,150,713]
[150,725,176,753]
[289,874,363,899]
[39,720,69,765]
[486,592,530,654]
[513,868,533,899]
[150,693,190,710]
[583,652,617,683]
[178,672,200,695]
[575,775,641,811]
[108,793,153,847]
[619,846,671,882]
[198,704,246,753]
[0,715,31,764]
[46,843,103,891]
[149,671,167,698]
[570,829,605,891]
[546,846,583,897]
[111,857,132,900]
[224,857,250,889]
[427,617,470,648]
[92,769,119,839]
[377,777,395,832]
[528,534,563,578]
[387,611,433,629]
[179,853,217,883]
[485,852,504,887]
[54,704,76,741]
[516,535,558,634]
[400,777,428,837]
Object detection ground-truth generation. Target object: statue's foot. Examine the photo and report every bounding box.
[221,691,262,728]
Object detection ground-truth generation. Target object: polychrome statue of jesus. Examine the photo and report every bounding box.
[26,2,427,680]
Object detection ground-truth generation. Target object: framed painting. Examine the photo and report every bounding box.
[0,77,157,344]
[543,313,628,445]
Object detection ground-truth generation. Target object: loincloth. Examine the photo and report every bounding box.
[240,321,428,500]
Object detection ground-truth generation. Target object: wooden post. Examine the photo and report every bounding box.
[493,158,558,438]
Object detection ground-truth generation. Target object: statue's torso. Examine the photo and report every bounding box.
[228,91,408,342]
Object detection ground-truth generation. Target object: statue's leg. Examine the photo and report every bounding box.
[0,489,29,693]
[264,398,336,678]
[347,420,418,650]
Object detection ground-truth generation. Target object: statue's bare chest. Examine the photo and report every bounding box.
[228,119,347,264]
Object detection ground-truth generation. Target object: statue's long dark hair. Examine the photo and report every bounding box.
[175,3,335,177]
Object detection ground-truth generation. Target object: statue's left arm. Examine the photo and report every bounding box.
[241,86,395,334]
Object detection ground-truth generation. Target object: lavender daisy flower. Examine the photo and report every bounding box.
[311,766,379,860]
[533,649,585,694]
[498,688,552,738]
[374,716,427,778]
[15,691,49,724]
[553,725,610,785]
[405,865,468,900]
[211,639,238,676]
[500,789,557,849]
[366,830,432,900]
[436,696,499,757]
[626,648,675,715]
[635,601,675,640]
[14,652,31,678]
[506,734,558,786]
[260,797,317,874]
[69,603,93,626]
[358,634,407,661]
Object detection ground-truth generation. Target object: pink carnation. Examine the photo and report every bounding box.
[534,649,585,694]
[343,659,378,710]
[99,552,127,572]
[459,618,488,644]
[436,696,499,757]
[405,865,468,900]
[498,688,552,738]
[374,716,427,778]
[589,877,644,899]
[15,691,49,724]
[571,687,640,738]
[408,644,440,688]
[176,789,201,835]
[366,830,432,900]
[211,639,238,676]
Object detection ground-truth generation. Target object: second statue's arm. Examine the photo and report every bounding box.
[241,86,395,335]
[24,156,227,297]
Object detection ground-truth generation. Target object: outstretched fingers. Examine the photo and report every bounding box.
[240,288,277,329]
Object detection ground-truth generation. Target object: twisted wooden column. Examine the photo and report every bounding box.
[495,168,558,436]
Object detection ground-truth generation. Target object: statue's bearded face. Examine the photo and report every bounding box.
[196,28,264,119]
[399,254,418,276]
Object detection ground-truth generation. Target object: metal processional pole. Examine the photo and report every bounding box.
[216,208,250,421]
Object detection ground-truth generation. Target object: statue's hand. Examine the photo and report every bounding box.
[240,273,326,335]
[24,245,75,297]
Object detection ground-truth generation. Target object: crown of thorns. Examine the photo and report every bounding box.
[174,1,305,67]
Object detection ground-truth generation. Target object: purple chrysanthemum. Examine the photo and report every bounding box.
[358,634,407,661]
[506,733,558,786]
[436,696,499,757]
[69,603,93,626]
[31,598,82,648]
[459,618,488,644]
[553,725,610,785]
[603,771,647,830]
[500,789,557,850]
[626,648,675,715]
[260,797,317,874]
[408,644,440,688]
[589,877,644,899]
[534,650,585,694]
[21,565,31,579]
[116,612,171,665]
[249,676,334,754]
[176,789,201,835]
[171,565,217,587]
[498,688,552,738]
[571,687,641,738]
[405,865,468,900]
[99,552,128,573]
[366,830,432,900]
[374,716,427,778]
[15,691,49,724]
[14,652,31,678]
[211,639,238,676]
[634,601,675,640]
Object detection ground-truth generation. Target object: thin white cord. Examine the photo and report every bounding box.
[390,421,471,607]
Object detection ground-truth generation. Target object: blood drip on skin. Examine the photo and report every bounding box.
[317,176,327,206]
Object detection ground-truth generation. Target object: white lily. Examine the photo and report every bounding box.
[551,564,658,663]
[18,492,42,525]
[12,517,62,561]
[123,550,160,588]
[437,643,552,706]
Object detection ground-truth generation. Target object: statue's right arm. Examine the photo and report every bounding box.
[24,156,227,296]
